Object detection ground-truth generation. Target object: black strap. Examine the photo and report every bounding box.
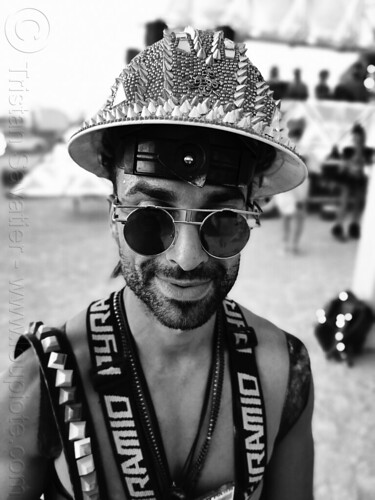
[222,298,267,498]
[85,293,267,499]
[87,292,160,499]
[15,322,106,500]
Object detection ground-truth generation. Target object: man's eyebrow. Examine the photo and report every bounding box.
[125,181,176,203]
[124,180,245,205]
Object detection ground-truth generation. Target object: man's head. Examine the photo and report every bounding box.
[111,172,247,329]
[68,27,307,329]
[351,123,366,146]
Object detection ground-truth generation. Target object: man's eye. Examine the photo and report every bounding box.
[195,211,212,223]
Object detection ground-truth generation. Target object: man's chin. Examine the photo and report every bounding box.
[149,297,217,331]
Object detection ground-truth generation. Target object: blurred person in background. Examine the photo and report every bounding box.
[314,69,331,100]
[331,123,374,241]
[333,62,368,102]
[267,65,288,100]
[274,118,310,254]
[286,68,309,100]
[0,27,314,500]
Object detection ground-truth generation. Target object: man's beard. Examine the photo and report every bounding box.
[119,252,240,330]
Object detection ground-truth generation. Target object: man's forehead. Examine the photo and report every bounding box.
[117,173,246,203]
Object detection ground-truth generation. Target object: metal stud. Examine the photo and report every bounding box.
[74,437,92,459]
[234,98,245,107]
[179,101,191,114]
[26,321,43,336]
[148,101,156,114]
[59,387,77,405]
[197,47,206,59]
[69,421,87,441]
[172,106,182,118]
[184,26,196,39]
[127,106,136,119]
[133,103,143,114]
[237,116,252,128]
[155,105,165,117]
[112,83,127,107]
[64,403,83,423]
[80,470,97,491]
[48,352,67,370]
[35,324,47,340]
[82,491,99,500]
[56,369,73,388]
[141,106,151,118]
[114,107,125,120]
[216,105,225,117]
[163,102,172,113]
[188,106,199,119]
[41,335,60,353]
[223,111,236,124]
[77,454,95,476]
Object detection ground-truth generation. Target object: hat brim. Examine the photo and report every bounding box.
[68,118,307,199]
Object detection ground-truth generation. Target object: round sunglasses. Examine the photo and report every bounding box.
[112,201,261,259]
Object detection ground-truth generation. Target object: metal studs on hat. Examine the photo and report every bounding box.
[183,154,195,166]
[76,27,296,152]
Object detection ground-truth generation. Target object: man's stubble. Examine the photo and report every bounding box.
[119,249,240,330]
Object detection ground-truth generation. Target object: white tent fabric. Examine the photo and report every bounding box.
[159,0,375,50]
[281,99,375,171]
[12,143,112,198]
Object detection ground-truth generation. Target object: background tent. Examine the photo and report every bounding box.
[12,143,112,198]
[159,0,375,50]
[281,100,375,170]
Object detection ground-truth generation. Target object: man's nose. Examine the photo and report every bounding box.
[165,223,209,271]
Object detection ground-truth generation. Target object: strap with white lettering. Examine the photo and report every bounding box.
[223,298,267,498]
[87,292,161,499]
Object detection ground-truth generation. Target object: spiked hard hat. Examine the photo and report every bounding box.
[68,27,307,199]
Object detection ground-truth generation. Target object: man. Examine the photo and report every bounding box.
[331,123,374,241]
[0,27,314,499]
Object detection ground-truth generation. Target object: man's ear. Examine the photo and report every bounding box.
[108,195,120,244]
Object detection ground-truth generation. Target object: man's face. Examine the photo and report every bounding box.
[113,172,247,331]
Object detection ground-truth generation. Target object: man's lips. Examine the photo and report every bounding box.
[159,277,211,287]
[155,275,212,300]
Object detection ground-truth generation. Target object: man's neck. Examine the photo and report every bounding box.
[122,287,216,366]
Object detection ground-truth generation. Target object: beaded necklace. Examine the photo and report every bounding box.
[114,291,225,498]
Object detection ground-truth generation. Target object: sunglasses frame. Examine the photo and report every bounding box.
[111,200,261,259]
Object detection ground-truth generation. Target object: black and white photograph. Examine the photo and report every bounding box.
[1,1,375,499]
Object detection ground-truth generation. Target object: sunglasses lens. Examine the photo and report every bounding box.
[200,211,250,258]
[123,208,174,255]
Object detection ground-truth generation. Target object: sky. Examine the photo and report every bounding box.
[1,0,362,122]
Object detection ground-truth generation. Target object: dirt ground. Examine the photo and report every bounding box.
[1,196,374,499]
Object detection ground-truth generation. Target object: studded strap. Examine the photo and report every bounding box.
[16,322,106,500]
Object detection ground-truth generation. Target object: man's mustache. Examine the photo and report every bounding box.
[141,261,226,282]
